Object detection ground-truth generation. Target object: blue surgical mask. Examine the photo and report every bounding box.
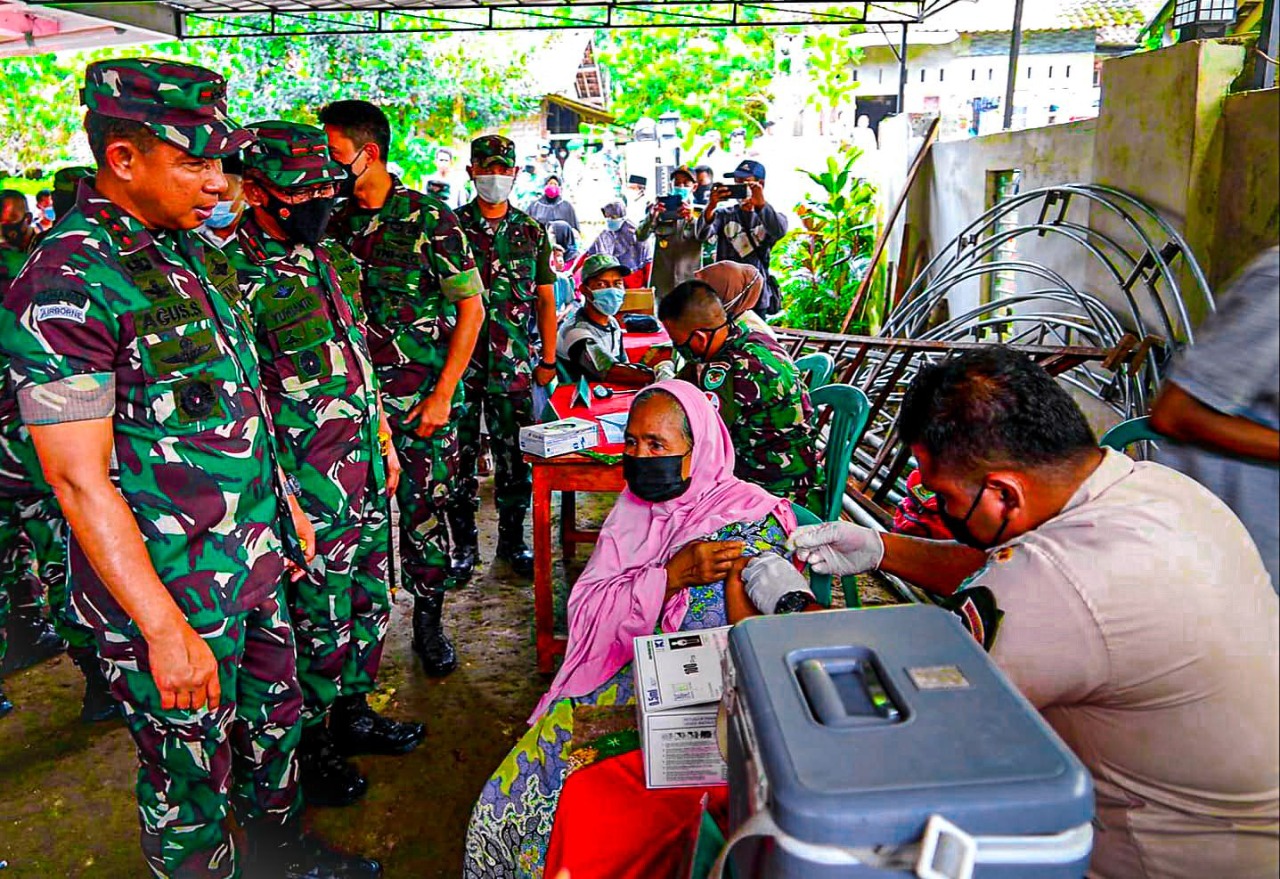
[605,218,625,232]
[42,206,56,221]
[204,199,239,230]
[591,285,626,316]
[672,187,692,201]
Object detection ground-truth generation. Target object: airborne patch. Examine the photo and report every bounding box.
[33,290,90,324]
[273,315,332,353]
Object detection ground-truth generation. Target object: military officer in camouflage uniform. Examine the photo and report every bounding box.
[227,121,426,808]
[0,60,377,878]
[449,135,559,582]
[659,278,823,511]
[321,100,485,678]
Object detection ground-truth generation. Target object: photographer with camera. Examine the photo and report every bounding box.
[699,159,788,316]
[638,166,702,299]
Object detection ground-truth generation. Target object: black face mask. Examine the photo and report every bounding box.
[335,153,365,200]
[676,319,732,364]
[623,453,691,504]
[1,220,30,248]
[265,192,335,246]
[939,485,1010,552]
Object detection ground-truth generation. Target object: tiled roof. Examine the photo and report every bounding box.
[922,0,1165,43]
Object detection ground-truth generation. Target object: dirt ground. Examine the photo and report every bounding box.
[0,480,900,877]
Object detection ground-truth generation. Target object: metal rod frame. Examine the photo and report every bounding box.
[49,0,934,37]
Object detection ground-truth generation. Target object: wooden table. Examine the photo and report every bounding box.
[528,451,626,674]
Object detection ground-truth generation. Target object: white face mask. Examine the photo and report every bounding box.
[475,174,515,204]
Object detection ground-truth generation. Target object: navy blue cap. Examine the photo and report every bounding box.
[726,159,766,181]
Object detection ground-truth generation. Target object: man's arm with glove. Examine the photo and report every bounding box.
[789,522,986,596]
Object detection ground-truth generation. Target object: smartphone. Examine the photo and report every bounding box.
[723,183,749,199]
[658,194,684,219]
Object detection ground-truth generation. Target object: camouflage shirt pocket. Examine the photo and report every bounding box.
[270,316,339,394]
[133,300,238,435]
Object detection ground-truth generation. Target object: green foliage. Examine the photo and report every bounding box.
[805,31,863,126]
[0,31,538,184]
[596,27,777,144]
[774,150,883,333]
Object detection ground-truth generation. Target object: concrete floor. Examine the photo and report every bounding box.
[0,481,896,877]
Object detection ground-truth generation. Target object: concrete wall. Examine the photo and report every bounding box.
[1213,88,1280,288]
[906,39,1279,345]
[907,118,1097,318]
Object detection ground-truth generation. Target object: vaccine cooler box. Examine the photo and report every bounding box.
[719,605,1094,879]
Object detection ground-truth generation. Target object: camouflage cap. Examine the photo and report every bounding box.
[80,58,252,159]
[581,253,627,283]
[53,166,94,193]
[241,120,346,189]
[470,135,516,168]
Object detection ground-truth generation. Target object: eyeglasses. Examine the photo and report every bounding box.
[257,179,337,204]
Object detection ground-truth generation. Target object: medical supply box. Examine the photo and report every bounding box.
[634,628,732,790]
[518,417,599,458]
[722,605,1094,879]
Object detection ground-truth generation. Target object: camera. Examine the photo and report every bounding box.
[720,183,749,200]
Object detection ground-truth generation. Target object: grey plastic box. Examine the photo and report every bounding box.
[722,605,1094,879]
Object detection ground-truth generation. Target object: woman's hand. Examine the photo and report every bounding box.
[724,557,759,623]
[664,539,745,598]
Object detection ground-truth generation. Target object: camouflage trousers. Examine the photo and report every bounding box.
[453,368,535,517]
[383,390,459,595]
[288,485,392,728]
[90,588,302,879]
[0,493,93,663]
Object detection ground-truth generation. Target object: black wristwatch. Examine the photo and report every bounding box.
[535,360,557,371]
[774,591,812,615]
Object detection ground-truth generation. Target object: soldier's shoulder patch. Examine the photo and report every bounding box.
[703,390,721,411]
[33,289,90,324]
[702,363,729,390]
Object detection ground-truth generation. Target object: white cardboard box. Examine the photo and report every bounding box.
[634,628,732,712]
[634,627,732,789]
[518,417,599,458]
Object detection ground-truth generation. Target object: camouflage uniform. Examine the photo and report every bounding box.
[328,175,483,596]
[0,232,86,670]
[226,121,390,730]
[679,323,823,511]
[454,136,556,535]
[0,60,304,878]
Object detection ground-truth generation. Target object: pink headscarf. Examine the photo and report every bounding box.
[531,379,795,721]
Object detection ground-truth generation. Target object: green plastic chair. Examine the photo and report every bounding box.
[809,384,872,524]
[791,502,833,607]
[794,352,835,389]
[1099,416,1161,451]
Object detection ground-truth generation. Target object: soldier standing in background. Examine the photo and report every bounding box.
[451,135,559,582]
[322,100,485,678]
[227,121,425,809]
[1,59,377,878]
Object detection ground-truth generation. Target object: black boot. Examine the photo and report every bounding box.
[446,505,480,584]
[73,655,121,723]
[411,591,457,677]
[0,681,12,719]
[244,818,382,879]
[330,694,425,757]
[297,723,367,808]
[495,508,534,578]
[1,609,64,673]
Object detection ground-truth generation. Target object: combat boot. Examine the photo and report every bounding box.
[1,609,64,673]
[0,681,12,719]
[411,590,457,677]
[446,505,480,584]
[244,817,382,879]
[297,723,367,807]
[330,693,425,757]
[495,508,534,578]
[73,655,121,723]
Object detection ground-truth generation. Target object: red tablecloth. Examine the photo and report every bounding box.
[544,749,730,879]
[622,328,671,365]
[548,384,638,454]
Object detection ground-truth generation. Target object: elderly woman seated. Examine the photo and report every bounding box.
[463,380,818,878]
